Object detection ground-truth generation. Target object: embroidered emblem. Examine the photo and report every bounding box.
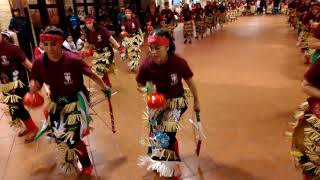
[1,56,9,66]
[64,72,73,85]
[170,73,178,86]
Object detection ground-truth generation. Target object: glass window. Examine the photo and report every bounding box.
[48,8,59,24]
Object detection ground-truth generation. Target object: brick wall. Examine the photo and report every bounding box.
[0,0,12,32]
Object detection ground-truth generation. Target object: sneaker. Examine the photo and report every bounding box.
[184,39,187,44]
[80,165,93,176]
[189,39,192,44]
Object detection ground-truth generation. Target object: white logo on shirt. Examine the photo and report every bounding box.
[170,73,178,86]
[12,70,19,81]
[97,35,102,42]
[132,22,135,29]
[1,56,9,66]
[64,72,73,85]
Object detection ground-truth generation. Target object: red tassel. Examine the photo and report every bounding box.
[43,110,49,120]
[102,73,112,87]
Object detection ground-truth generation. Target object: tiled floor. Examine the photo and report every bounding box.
[0,15,305,179]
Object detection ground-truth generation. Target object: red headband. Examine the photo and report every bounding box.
[125,9,132,13]
[84,18,95,22]
[147,35,170,47]
[40,34,64,44]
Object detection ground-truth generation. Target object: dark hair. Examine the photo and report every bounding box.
[149,29,175,55]
[83,19,103,33]
[42,26,65,68]
[1,32,14,44]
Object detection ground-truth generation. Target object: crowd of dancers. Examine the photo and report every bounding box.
[286,0,320,179]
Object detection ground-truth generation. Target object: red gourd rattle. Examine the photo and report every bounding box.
[146,83,166,109]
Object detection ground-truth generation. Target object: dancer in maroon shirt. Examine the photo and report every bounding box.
[30,26,112,175]
[136,29,200,179]
[205,1,215,33]
[85,17,121,87]
[194,3,206,39]
[145,3,163,30]
[181,3,194,44]
[0,31,38,143]
[161,2,176,38]
[120,8,144,71]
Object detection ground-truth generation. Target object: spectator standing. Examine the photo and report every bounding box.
[8,8,33,60]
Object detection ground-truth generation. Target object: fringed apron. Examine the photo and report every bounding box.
[162,22,177,37]
[121,33,143,70]
[183,20,194,40]
[1,79,29,127]
[218,12,226,24]
[92,45,115,77]
[35,91,91,173]
[138,96,188,177]
[250,5,256,14]
[206,14,214,30]
[195,18,206,36]
[230,9,237,21]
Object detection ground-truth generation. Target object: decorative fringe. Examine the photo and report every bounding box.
[92,47,114,76]
[122,34,142,70]
[47,101,57,114]
[2,93,21,104]
[299,102,309,111]
[285,131,293,137]
[148,109,163,121]
[57,143,79,174]
[152,148,179,161]
[62,102,77,114]
[138,156,179,177]
[291,150,304,158]
[140,138,155,147]
[184,88,192,98]
[305,150,320,162]
[61,162,77,174]
[167,97,187,110]
[304,128,320,142]
[66,113,82,125]
[0,80,25,93]
[9,118,22,128]
[62,131,75,144]
[128,60,139,70]
[306,115,320,128]
[161,121,180,132]
[302,162,317,172]
[294,110,305,120]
